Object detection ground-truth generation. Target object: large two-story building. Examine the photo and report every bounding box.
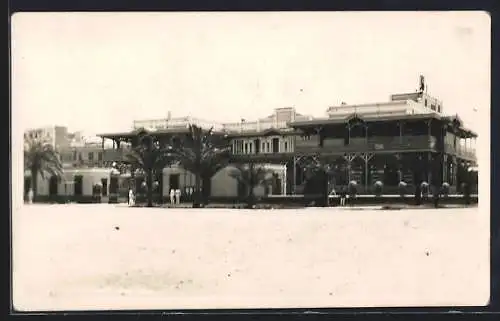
[25,84,478,200]
[95,89,477,197]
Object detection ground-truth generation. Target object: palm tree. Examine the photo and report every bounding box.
[228,162,274,208]
[169,124,231,208]
[300,154,333,207]
[24,137,63,201]
[125,130,174,207]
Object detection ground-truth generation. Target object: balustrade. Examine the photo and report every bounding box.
[295,135,437,154]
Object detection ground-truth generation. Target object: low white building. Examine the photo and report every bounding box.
[25,163,287,202]
[25,168,114,199]
[160,163,287,198]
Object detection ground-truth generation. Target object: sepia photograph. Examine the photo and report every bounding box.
[11,11,490,311]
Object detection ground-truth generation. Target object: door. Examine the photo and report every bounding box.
[101,178,108,196]
[272,138,280,153]
[49,176,58,197]
[169,174,180,191]
[74,175,83,196]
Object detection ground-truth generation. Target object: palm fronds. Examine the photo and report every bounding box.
[125,131,175,206]
[168,124,231,207]
[24,137,63,198]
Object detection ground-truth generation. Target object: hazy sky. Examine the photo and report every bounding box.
[12,11,490,134]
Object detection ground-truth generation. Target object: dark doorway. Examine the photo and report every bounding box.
[109,176,119,194]
[74,175,83,196]
[24,177,31,196]
[101,178,108,196]
[272,138,280,153]
[273,176,282,195]
[169,174,180,191]
[49,176,58,196]
[254,139,260,154]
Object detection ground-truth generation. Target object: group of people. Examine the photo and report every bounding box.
[332,186,350,206]
[169,189,182,205]
[127,188,185,206]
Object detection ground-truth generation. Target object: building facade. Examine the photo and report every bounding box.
[26,86,478,200]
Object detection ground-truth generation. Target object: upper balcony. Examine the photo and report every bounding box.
[294,135,438,154]
[444,143,477,161]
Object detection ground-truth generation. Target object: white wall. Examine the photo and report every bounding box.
[26,168,113,196]
[162,165,196,197]
[162,164,286,197]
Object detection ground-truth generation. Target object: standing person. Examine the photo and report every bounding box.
[27,188,34,204]
[339,186,346,207]
[128,188,135,207]
[170,188,175,205]
[175,188,181,205]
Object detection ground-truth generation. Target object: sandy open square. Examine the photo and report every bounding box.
[12,204,489,311]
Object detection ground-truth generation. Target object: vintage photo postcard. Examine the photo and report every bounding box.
[11,11,490,311]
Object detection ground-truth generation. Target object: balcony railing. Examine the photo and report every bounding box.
[444,143,477,160]
[295,135,437,154]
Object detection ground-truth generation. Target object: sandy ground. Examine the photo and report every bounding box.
[12,204,489,311]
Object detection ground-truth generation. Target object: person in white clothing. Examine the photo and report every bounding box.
[170,189,175,205]
[175,189,181,204]
[27,188,34,204]
[128,188,135,206]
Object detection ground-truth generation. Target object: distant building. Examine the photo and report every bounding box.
[24,125,71,150]
[326,92,444,118]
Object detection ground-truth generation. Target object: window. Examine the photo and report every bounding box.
[262,142,266,152]
[424,99,428,107]
[249,143,252,154]
[266,142,270,151]
[244,143,248,154]
[78,152,83,161]
[88,152,94,161]
[98,152,103,161]
[284,141,288,152]
[73,150,77,161]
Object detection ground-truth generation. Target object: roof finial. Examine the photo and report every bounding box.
[419,74,426,93]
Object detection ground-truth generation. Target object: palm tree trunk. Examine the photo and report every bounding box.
[201,175,212,206]
[247,183,256,208]
[31,168,38,201]
[147,169,153,207]
[193,174,201,208]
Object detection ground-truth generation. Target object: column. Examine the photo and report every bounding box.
[443,154,448,183]
[315,127,322,147]
[363,153,374,191]
[396,153,403,182]
[453,156,458,187]
[292,156,297,194]
[101,137,105,149]
[399,121,404,144]
[365,123,369,145]
[427,152,432,183]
